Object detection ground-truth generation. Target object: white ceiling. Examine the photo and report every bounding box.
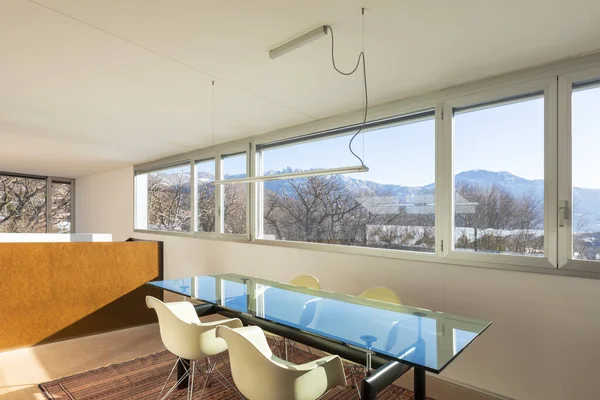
[2,0,600,178]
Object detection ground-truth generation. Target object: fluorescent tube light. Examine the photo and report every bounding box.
[269,26,328,59]
[213,165,368,185]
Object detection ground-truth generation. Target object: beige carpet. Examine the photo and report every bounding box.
[39,341,432,399]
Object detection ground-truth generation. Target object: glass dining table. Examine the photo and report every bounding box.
[147,273,491,400]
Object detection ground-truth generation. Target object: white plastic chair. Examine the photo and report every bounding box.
[346,286,402,397]
[289,274,321,290]
[146,296,243,400]
[358,286,402,305]
[278,275,321,360]
[216,325,347,400]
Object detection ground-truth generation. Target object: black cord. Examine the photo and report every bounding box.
[324,25,368,167]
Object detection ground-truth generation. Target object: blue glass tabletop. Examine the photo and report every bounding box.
[148,274,490,373]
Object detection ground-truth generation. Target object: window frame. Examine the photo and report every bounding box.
[0,171,75,234]
[218,145,251,241]
[131,52,600,279]
[252,110,438,256]
[558,66,600,272]
[134,161,194,234]
[193,155,218,237]
[440,78,558,270]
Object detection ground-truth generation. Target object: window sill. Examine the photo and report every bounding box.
[133,230,600,280]
[252,239,600,280]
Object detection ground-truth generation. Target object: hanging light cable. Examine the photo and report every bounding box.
[214,9,369,185]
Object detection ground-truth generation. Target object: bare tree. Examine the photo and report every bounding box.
[224,184,246,234]
[147,170,191,232]
[197,181,215,232]
[0,176,47,233]
[50,182,72,233]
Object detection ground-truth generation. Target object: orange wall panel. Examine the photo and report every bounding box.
[0,241,163,351]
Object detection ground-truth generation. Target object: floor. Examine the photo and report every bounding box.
[0,322,497,400]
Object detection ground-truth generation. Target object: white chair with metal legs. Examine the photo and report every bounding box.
[216,325,347,400]
[289,274,321,290]
[278,274,321,360]
[346,286,403,398]
[358,286,402,305]
[146,296,243,400]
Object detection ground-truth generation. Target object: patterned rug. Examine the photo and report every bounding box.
[39,340,432,399]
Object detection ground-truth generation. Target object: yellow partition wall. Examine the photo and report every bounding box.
[0,241,163,351]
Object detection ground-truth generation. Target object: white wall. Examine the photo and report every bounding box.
[76,165,213,279]
[77,166,600,400]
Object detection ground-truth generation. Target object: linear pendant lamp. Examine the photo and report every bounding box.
[212,165,368,185]
[269,26,328,59]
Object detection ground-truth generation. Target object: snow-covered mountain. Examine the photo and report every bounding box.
[203,167,600,232]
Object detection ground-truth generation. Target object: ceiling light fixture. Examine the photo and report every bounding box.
[214,9,369,186]
[213,165,369,185]
[269,26,329,59]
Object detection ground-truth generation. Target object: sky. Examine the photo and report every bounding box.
[263,97,547,187]
[261,90,600,189]
[572,86,600,189]
[185,87,600,189]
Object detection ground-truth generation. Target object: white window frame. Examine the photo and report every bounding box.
[558,66,600,272]
[251,109,440,262]
[134,161,195,235]
[218,144,251,241]
[0,171,75,234]
[131,52,600,279]
[440,78,558,270]
[193,154,218,238]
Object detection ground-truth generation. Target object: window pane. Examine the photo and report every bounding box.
[261,117,436,252]
[453,95,544,256]
[51,182,71,233]
[136,164,191,232]
[0,175,47,233]
[222,153,247,235]
[196,159,216,233]
[572,84,600,261]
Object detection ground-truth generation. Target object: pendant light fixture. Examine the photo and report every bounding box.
[213,9,369,185]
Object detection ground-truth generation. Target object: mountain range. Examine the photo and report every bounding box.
[201,168,600,232]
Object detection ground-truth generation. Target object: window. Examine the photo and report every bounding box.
[570,82,600,261]
[0,173,73,233]
[453,94,545,257]
[196,159,216,233]
[50,181,72,233]
[221,152,247,235]
[131,55,600,277]
[135,164,191,232]
[258,112,436,252]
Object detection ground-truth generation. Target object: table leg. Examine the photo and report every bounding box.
[177,358,190,389]
[414,367,426,400]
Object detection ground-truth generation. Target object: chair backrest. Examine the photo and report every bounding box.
[358,286,402,305]
[146,296,214,360]
[217,325,346,400]
[216,325,279,399]
[289,274,321,290]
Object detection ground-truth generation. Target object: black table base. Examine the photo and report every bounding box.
[360,361,422,400]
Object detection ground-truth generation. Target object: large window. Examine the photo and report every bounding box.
[0,173,73,233]
[453,94,545,257]
[50,181,72,233]
[196,159,216,233]
[221,152,247,235]
[258,113,436,252]
[131,56,600,277]
[135,164,191,232]
[570,83,600,261]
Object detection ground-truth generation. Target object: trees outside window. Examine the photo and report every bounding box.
[0,174,72,233]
